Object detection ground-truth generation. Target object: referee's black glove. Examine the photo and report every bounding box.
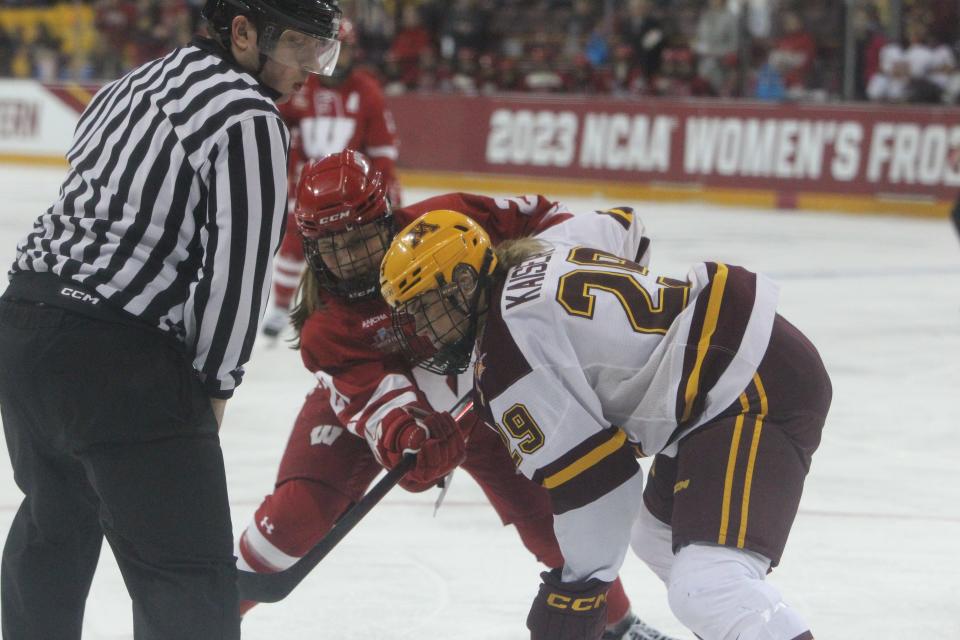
[526,568,610,640]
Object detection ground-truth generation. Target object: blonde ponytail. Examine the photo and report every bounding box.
[493,237,551,278]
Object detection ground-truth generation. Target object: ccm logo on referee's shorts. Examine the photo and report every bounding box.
[546,592,607,611]
[60,287,100,305]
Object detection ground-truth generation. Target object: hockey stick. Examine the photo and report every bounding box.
[237,393,474,603]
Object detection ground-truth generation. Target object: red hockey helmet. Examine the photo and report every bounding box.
[294,149,389,236]
[294,150,395,300]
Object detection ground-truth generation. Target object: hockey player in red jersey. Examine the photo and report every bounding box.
[380,208,832,640]
[235,150,675,640]
[262,17,401,337]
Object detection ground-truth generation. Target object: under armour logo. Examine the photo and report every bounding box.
[260,516,275,535]
[406,221,440,247]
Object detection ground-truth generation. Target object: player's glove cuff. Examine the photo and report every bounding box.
[376,406,465,484]
[526,568,611,640]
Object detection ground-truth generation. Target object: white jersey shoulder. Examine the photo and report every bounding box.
[535,205,650,266]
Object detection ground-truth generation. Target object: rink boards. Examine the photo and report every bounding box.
[2,79,959,218]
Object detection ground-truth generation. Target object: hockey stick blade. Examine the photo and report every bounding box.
[237,393,473,603]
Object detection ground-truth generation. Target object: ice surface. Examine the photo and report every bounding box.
[0,165,958,639]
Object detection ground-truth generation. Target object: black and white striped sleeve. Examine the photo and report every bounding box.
[186,113,289,398]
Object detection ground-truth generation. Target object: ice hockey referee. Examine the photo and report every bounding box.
[0,1,341,637]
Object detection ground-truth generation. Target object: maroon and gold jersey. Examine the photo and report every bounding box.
[299,193,573,453]
[472,207,779,583]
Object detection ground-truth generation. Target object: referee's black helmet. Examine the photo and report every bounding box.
[203,0,343,74]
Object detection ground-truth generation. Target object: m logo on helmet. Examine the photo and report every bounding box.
[406,221,440,248]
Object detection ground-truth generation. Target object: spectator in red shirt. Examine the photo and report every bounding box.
[496,55,524,92]
[564,52,608,94]
[655,44,716,98]
[389,5,433,85]
[768,10,816,95]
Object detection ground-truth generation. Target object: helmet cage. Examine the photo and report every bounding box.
[302,208,395,301]
[390,252,493,375]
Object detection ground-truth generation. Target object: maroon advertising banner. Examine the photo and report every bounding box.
[387,93,960,202]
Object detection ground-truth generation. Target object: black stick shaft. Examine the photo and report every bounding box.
[237,394,472,603]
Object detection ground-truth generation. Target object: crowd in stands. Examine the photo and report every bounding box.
[1,0,959,104]
[862,7,960,103]
[0,0,201,80]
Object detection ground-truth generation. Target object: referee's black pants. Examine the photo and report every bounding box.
[0,299,240,639]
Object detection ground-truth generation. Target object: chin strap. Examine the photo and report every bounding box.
[447,249,495,374]
[469,249,495,322]
[255,52,269,76]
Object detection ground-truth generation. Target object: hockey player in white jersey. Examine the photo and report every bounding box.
[379,207,832,640]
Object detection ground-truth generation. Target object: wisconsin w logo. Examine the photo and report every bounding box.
[310,425,344,446]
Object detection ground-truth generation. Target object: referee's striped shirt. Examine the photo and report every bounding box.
[10,38,290,398]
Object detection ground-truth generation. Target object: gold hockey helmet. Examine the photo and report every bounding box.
[380,209,497,308]
[379,209,497,375]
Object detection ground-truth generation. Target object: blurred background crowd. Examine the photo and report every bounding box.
[1,0,958,104]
